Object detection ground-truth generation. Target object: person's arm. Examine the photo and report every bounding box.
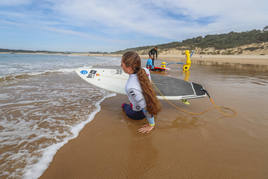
[142,109,155,126]
[148,49,152,56]
[138,109,155,133]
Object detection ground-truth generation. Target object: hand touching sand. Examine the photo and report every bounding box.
[138,124,154,133]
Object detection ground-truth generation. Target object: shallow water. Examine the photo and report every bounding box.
[155,63,268,178]
[1,54,268,178]
[167,63,268,126]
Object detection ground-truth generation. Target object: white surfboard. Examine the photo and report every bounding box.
[75,67,206,100]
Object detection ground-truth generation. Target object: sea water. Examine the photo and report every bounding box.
[0,54,120,178]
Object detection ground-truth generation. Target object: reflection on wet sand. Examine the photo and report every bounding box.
[41,63,268,179]
[126,132,158,178]
[158,114,206,131]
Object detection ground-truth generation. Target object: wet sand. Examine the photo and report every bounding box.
[41,65,268,179]
[159,54,268,65]
[86,53,268,67]
[150,54,268,72]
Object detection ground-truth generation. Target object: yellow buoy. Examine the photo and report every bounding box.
[161,62,166,68]
[183,50,191,72]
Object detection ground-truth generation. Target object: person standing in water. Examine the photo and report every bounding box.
[148,46,158,66]
[121,51,161,133]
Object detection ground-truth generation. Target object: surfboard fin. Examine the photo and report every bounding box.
[182,99,190,105]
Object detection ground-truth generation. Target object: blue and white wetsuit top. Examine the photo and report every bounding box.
[125,68,151,111]
[125,67,155,126]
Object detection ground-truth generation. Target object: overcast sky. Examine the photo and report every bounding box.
[0,0,268,52]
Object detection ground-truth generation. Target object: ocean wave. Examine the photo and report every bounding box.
[22,93,116,179]
[0,69,119,178]
[0,68,79,83]
[0,74,33,82]
[0,76,117,178]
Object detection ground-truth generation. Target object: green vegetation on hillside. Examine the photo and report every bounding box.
[114,27,268,53]
[183,30,268,49]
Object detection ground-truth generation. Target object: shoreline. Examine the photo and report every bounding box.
[1,52,267,72]
[40,56,268,178]
[40,95,132,179]
[3,51,267,178]
[1,52,268,66]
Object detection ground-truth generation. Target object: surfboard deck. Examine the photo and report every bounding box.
[75,67,206,100]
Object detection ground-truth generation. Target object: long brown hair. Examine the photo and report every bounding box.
[122,51,161,115]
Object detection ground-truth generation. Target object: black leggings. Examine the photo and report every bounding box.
[122,103,145,120]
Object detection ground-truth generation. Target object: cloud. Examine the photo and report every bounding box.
[46,0,268,39]
[0,0,32,6]
[2,0,268,37]
[1,0,268,51]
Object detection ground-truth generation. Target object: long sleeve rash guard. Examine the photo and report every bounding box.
[125,68,151,111]
[125,68,155,126]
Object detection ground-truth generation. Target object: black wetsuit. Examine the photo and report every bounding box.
[148,48,158,66]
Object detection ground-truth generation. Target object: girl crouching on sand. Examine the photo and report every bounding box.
[121,51,161,133]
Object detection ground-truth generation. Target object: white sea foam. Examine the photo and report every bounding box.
[0,54,120,178]
[22,93,116,179]
[0,53,121,78]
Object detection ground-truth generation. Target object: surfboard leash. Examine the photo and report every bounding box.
[200,88,237,118]
[152,81,237,118]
